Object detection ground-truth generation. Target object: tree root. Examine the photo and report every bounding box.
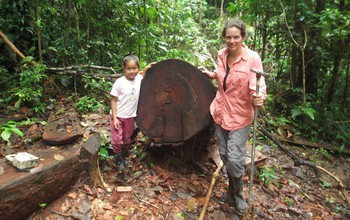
[259,126,350,205]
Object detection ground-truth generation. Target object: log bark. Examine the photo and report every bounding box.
[0,133,101,220]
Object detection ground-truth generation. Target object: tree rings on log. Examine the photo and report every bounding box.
[137,59,216,145]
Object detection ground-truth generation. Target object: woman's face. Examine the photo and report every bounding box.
[123,60,139,80]
[224,27,245,54]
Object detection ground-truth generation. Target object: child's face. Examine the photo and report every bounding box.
[123,60,139,80]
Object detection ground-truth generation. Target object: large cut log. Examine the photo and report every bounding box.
[0,133,101,220]
[137,59,216,145]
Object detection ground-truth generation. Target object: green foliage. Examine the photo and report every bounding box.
[11,58,47,112]
[284,197,295,206]
[291,103,316,120]
[0,120,24,143]
[322,180,332,188]
[76,95,104,114]
[99,132,113,161]
[38,203,47,208]
[1,0,349,150]
[259,165,280,187]
[177,212,185,220]
[114,216,123,220]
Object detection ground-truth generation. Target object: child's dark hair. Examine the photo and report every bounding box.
[221,17,246,38]
[123,54,140,68]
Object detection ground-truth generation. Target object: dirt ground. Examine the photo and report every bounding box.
[1,109,350,220]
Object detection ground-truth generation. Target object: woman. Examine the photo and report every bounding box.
[199,17,267,215]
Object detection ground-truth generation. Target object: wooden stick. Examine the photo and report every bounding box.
[316,165,350,204]
[0,31,25,59]
[198,160,223,220]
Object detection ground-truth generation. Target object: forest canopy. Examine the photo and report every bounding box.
[0,0,349,149]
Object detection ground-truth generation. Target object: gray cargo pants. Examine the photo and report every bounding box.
[215,124,250,178]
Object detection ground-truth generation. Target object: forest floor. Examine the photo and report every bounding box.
[1,99,350,220]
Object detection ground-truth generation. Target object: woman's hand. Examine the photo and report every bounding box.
[198,66,211,77]
[251,93,265,108]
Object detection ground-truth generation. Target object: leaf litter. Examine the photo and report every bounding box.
[1,104,349,220]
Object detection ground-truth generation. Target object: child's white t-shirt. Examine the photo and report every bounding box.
[110,74,143,118]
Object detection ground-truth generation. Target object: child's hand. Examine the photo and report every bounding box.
[141,62,157,76]
[113,118,120,130]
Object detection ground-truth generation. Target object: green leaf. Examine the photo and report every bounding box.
[36,19,41,28]
[21,56,33,64]
[1,129,12,141]
[115,215,123,220]
[48,46,58,52]
[303,107,316,120]
[14,98,22,108]
[99,147,109,158]
[38,203,47,208]
[291,107,302,119]
[158,45,168,51]
[9,127,24,137]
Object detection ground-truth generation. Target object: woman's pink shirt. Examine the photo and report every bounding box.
[207,45,267,131]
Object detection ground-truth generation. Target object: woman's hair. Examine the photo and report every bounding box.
[123,54,140,68]
[221,17,246,38]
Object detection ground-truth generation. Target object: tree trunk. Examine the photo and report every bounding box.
[304,0,325,98]
[86,0,91,42]
[63,0,72,66]
[0,134,101,220]
[73,3,82,49]
[199,0,203,28]
[342,59,349,107]
[220,0,224,19]
[323,0,345,107]
[324,53,341,106]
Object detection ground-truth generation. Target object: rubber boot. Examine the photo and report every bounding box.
[114,153,125,171]
[233,176,246,215]
[121,149,130,167]
[215,178,235,204]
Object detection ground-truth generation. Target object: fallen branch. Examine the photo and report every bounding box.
[51,210,72,217]
[46,68,122,80]
[198,160,223,220]
[316,165,350,204]
[47,65,117,74]
[133,191,160,210]
[272,133,350,154]
[259,126,350,205]
[126,170,147,184]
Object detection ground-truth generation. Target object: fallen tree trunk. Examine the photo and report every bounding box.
[0,133,102,220]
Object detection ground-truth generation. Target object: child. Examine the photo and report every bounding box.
[110,55,153,171]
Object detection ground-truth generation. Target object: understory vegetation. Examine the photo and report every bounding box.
[0,0,349,151]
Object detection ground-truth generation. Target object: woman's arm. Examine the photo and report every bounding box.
[198,66,216,78]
